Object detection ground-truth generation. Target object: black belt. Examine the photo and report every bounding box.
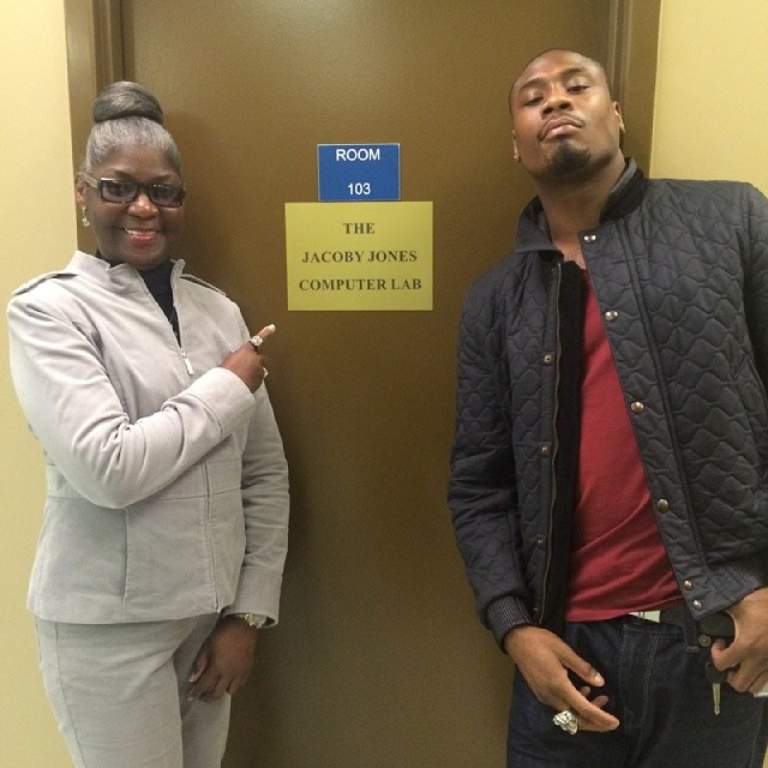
[629,602,734,651]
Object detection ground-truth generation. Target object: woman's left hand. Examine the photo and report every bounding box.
[187,616,259,701]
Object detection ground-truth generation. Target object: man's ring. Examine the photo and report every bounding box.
[250,335,264,349]
[552,709,578,735]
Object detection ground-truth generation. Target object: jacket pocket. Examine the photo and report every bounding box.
[32,498,128,609]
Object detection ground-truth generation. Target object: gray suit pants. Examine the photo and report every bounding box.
[35,614,230,768]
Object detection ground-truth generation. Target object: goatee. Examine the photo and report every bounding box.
[548,143,591,177]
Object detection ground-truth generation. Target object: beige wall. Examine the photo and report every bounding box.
[0,1,75,764]
[650,3,767,764]
[651,0,768,194]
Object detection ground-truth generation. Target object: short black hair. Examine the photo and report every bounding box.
[508,48,611,115]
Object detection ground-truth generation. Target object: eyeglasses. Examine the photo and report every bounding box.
[81,173,186,207]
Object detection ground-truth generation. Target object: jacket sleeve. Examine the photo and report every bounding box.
[7,289,256,510]
[743,184,768,390]
[219,301,289,622]
[448,276,533,648]
[225,383,289,622]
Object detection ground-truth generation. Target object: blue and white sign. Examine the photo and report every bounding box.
[317,143,400,202]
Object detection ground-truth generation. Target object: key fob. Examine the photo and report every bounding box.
[699,612,735,641]
[701,611,736,684]
[705,661,728,684]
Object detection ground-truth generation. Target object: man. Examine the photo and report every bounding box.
[448,48,768,767]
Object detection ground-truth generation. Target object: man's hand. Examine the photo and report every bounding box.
[711,587,768,694]
[188,616,259,701]
[504,625,620,732]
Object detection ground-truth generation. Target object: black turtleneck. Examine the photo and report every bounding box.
[138,260,180,342]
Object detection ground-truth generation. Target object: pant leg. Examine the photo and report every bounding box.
[748,704,768,768]
[35,617,194,768]
[172,614,231,768]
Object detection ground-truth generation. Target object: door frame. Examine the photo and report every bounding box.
[64,0,124,250]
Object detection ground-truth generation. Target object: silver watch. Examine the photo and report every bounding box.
[231,612,266,629]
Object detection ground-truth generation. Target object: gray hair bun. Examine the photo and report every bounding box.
[82,81,181,173]
[93,81,165,125]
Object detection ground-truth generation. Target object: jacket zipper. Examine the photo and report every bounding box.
[170,268,194,377]
[538,260,562,624]
[169,268,213,606]
[138,267,195,377]
[180,347,194,376]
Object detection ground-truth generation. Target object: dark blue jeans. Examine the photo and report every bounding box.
[507,616,768,768]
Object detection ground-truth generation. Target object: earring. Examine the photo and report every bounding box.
[513,149,520,162]
[81,209,90,228]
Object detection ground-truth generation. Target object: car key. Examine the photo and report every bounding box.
[704,659,726,715]
[700,612,735,716]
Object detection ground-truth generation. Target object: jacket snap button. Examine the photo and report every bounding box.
[630,401,646,414]
[693,599,703,610]
[698,634,712,648]
[604,310,619,321]
[540,443,551,457]
[683,579,693,590]
[656,498,670,513]
[543,353,554,365]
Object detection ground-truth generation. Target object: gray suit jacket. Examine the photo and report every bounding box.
[8,251,289,624]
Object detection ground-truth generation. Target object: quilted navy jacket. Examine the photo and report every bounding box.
[449,165,768,647]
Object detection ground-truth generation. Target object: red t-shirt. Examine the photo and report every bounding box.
[565,272,680,621]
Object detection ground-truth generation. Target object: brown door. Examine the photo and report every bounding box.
[91,2,638,765]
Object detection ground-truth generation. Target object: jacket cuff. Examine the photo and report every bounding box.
[185,367,255,435]
[226,567,284,627]
[486,596,533,651]
[706,553,768,616]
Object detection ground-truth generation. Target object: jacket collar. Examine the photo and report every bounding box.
[68,251,186,292]
[514,158,647,255]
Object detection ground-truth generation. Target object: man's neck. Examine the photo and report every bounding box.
[535,152,627,245]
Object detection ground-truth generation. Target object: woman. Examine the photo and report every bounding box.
[7,81,289,768]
